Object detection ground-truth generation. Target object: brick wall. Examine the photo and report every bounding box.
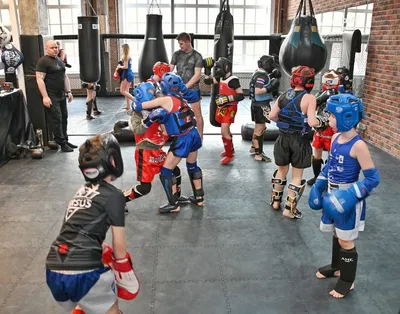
[286,0,374,23]
[276,0,400,158]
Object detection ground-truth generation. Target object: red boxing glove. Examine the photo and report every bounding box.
[102,243,113,266]
[112,252,140,300]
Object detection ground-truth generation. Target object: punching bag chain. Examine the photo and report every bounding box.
[85,0,98,16]
[148,0,161,15]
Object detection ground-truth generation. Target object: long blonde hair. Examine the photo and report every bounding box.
[122,43,130,62]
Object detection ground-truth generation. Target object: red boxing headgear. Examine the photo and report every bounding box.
[290,66,315,91]
[153,62,170,78]
[321,70,340,91]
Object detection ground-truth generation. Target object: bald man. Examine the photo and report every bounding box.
[36,40,76,152]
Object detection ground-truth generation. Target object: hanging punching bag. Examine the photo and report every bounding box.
[210,0,234,127]
[78,16,101,83]
[138,2,168,82]
[279,0,327,75]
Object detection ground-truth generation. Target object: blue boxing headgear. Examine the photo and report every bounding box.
[161,72,186,95]
[327,94,364,132]
[134,82,155,103]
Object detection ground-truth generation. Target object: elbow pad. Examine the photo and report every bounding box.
[234,93,244,102]
[352,168,380,199]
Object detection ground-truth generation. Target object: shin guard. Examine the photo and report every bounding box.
[318,236,340,277]
[159,174,178,206]
[221,137,234,164]
[308,158,323,185]
[284,180,306,218]
[270,169,287,209]
[173,166,190,204]
[86,100,93,118]
[187,166,204,206]
[334,247,358,296]
[128,182,152,200]
[254,127,266,155]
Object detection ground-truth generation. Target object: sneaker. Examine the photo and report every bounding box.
[66,142,78,149]
[61,144,73,152]
[158,203,180,214]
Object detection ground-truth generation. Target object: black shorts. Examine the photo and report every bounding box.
[251,102,271,124]
[273,132,312,168]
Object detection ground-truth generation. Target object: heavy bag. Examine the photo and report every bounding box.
[210,0,234,127]
[279,0,327,75]
[138,14,169,82]
[78,16,101,83]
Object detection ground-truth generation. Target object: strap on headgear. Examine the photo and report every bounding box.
[290,65,315,91]
[214,57,232,79]
[326,94,364,132]
[79,133,124,182]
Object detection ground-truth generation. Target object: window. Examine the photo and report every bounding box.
[121,0,273,73]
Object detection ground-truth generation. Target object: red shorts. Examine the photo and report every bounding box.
[312,127,335,151]
[215,105,237,124]
[135,148,166,183]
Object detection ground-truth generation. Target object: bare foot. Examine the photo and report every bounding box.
[282,209,295,218]
[316,270,340,279]
[329,283,355,298]
[271,199,281,210]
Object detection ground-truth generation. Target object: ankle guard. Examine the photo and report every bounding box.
[188,166,204,203]
[86,100,93,117]
[335,247,358,296]
[159,174,178,205]
[254,127,266,155]
[270,169,287,208]
[318,236,340,277]
[284,179,306,218]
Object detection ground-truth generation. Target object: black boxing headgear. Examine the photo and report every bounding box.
[257,55,274,73]
[336,66,353,90]
[214,57,232,79]
[79,133,124,183]
[290,66,315,91]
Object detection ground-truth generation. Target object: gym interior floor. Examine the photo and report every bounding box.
[0,96,398,314]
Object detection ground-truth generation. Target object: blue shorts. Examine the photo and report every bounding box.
[320,183,366,241]
[46,267,116,314]
[120,69,134,82]
[169,128,202,158]
[183,89,201,103]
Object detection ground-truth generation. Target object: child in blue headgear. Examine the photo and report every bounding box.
[308,93,380,299]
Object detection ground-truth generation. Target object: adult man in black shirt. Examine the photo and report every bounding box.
[36,40,76,152]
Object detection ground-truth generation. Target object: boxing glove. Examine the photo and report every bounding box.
[265,78,279,93]
[308,164,328,210]
[131,101,143,113]
[322,188,359,220]
[202,57,214,75]
[112,252,140,300]
[215,95,234,106]
[102,243,113,266]
[142,108,169,127]
[270,68,281,79]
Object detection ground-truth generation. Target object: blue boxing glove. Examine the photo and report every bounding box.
[308,164,328,210]
[322,168,380,220]
[131,100,143,113]
[142,108,168,127]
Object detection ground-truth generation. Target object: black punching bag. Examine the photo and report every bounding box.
[78,16,101,83]
[138,14,169,82]
[210,0,234,127]
[279,0,327,75]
